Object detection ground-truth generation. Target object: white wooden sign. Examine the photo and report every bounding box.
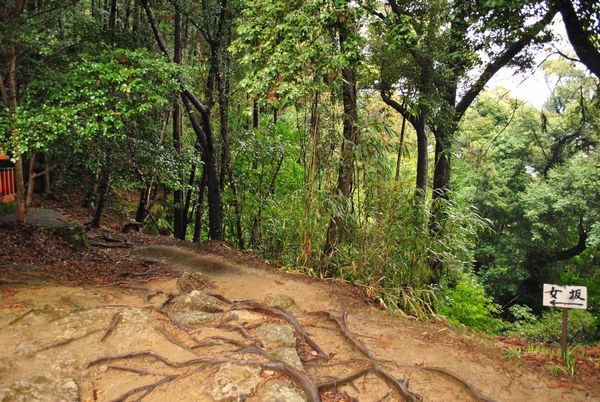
[543,284,587,310]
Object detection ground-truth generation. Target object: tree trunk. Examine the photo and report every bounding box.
[253,99,259,129]
[556,0,600,79]
[108,0,117,33]
[193,169,207,242]
[135,181,153,223]
[432,129,451,203]
[323,12,358,267]
[91,167,110,228]
[172,8,185,239]
[415,116,428,201]
[26,151,36,206]
[7,43,26,223]
[184,141,199,231]
[15,158,26,223]
[395,116,406,181]
[43,153,51,195]
[124,0,132,31]
[141,0,223,241]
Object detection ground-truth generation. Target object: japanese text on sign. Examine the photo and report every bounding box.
[543,284,587,310]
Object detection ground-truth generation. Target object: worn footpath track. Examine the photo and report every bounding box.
[0,244,596,401]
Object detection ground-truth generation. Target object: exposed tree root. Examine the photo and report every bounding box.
[155,325,197,354]
[90,234,129,244]
[0,279,32,286]
[315,311,497,401]
[375,392,390,402]
[318,365,372,391]
[207,292,234,305]
[176,275,213,293]
[35,328,103,354]
[91,242,132,249]
[86,350,206,369]
[315,311,420,401]
[190,339,220,349]
[205,335,250,348]
[101,312,121,342]
[97,279,154,288]
[3,308,34,327]
[144,289,163,304]
[402,366,497,402]
[160,293,176,309]
[70,289,495,401]
[315,311,376,360]
[217,322,263,346]
[232,301,328,359]
[119,269,156,278]
[204,354,322,402]
[106,365,167,376]
[372,366,420,402]
[109,374,177,402]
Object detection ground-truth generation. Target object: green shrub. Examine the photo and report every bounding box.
[437,277,502,332]
[511,309,596,343]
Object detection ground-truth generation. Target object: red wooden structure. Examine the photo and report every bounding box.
[0,154,15,204]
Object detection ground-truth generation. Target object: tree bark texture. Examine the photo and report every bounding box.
[556,0,600,79]
[172,9,186,240]
[323,11,359,267]
[394,116,406,181]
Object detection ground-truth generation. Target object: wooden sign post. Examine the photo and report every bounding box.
[543,284,587,362]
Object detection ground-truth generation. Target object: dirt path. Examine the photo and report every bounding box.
[0,245,595,401]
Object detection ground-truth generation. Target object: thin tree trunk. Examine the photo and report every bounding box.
[124,0,131,31]
[172,8,185,239]
[183,141,199,230]
[135,181,153,223]
[249,152,285,247]
[108,0,117,33]
[395,116,406,181]
[8,43,25,223]
[432,130,451,203]
[323,11,359,267]
[43,153,51,195]
[91,166,110,228]
[14,158,26,222]
[253,99,259,129]
[26,151,36,206]
[193,169,207,242]
[415,116,428,201]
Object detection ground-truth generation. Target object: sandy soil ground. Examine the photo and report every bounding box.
[1,242,597,402]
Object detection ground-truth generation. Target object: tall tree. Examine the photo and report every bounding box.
[554,0,600,79]
[141,0,224,240]
[323,1,361,265]
[371,1,558,280]
[173,8,186,239]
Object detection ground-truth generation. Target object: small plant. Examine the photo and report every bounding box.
[547,365,567,376]
[505,347,522,364]
[525,343,553,356]
[564,345,579,377]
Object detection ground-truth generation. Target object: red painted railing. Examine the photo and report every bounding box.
[0,154,15,204]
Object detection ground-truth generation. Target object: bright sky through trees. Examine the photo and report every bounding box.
[489,15,577,108]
